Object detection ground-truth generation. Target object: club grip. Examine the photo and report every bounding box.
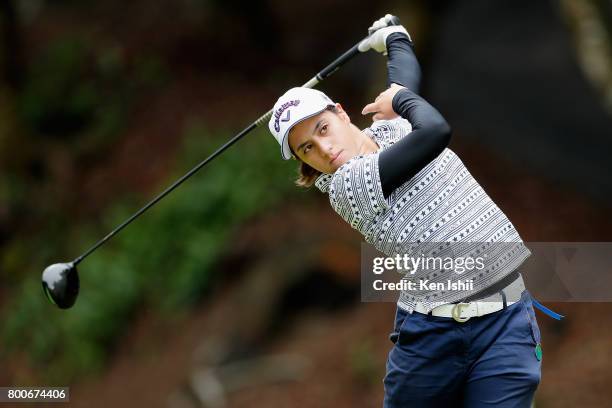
[368,14,401,35]
[308,14,402,83]
[387,15,401,26]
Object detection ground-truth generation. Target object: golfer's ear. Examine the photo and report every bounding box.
[336,103,351,123]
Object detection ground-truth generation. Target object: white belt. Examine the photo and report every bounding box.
[413,274,525,322]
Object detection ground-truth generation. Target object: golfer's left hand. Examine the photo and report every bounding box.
[359,15,411,55]
[361,83,405,122]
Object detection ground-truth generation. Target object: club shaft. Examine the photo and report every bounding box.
[72,39,370,266]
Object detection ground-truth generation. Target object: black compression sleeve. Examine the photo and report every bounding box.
[386,32,421,93]
[379,88,452,199]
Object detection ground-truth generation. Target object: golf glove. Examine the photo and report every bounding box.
[359,15,411,55]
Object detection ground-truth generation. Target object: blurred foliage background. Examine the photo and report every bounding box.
[0,0,611,407]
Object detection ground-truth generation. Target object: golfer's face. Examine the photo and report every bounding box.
[288,107,359,173]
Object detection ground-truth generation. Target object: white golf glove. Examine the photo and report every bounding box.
[359,14,411,55]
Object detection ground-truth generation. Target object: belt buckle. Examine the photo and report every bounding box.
[451,302,471,323]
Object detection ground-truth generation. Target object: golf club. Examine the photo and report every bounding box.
[42,14,401,309]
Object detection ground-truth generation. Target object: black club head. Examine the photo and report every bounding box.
[42,262,80,309]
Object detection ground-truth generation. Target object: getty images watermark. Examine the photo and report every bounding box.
[360,242,612,303]
[372,253,486,292]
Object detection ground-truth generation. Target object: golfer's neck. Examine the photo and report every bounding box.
[357,129,380,155]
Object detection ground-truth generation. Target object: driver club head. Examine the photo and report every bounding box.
[42,262,80,309]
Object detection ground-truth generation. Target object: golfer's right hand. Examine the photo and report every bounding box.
[359,15,411,55]
[361,83,405,121]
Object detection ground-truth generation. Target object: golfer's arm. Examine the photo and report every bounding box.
[379,88,451,199]
[386,32,421,93]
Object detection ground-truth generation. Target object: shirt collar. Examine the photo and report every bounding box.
[314,172,334,193]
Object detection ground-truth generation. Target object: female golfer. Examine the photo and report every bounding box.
[268,17,560,407]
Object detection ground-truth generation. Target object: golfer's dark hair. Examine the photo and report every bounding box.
[293,105,339,188]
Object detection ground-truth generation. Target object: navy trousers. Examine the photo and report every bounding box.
[383,289,542,408]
